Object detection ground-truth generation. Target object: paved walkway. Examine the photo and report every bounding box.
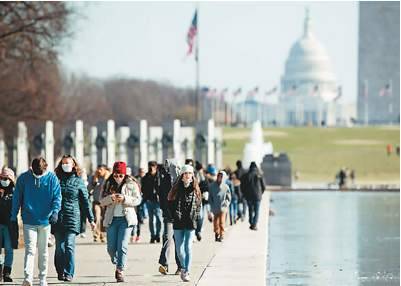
[7,193,271,286]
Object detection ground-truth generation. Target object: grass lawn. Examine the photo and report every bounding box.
[223,126,400,183]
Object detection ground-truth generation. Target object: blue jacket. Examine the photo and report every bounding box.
[11,170,61,226]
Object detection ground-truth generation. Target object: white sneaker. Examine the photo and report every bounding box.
[180,271,190,282]
[183,272,190,282]
[39,280,48,286]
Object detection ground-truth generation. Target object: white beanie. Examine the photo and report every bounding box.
[181,164,194,175]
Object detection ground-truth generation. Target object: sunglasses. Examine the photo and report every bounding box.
[113,174,125,179]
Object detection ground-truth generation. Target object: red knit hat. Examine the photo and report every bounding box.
[113,161,127,175]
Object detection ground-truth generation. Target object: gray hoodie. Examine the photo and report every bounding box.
[208,171,231,215]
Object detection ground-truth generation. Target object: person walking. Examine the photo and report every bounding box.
[234,160,247,220]
[100,161,142,283]
[228,172,240,224]
[230,172,244,221]
[88,164,110,243]
[167,164,202,282]
[52,155,96,282]
[209,171,231,242]
[158,159,182,275]
[240,162,265,231]
[141,161,163,243]
[0,167,18,282]
[194,161,209,242]
[11,157,62,286]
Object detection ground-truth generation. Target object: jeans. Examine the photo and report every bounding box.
[159,219,182,268]
[196,204,209,235]
[54,231,76,277]
[229,200,239,225]
[174,229,195,273]
[106,217,132,270]
[92,203,106,240]
[247,200,261,226]
[23,224,51,283]
[0,224,13,267]
[146,201,162,238]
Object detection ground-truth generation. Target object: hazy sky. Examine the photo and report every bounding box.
[60,1,358,103]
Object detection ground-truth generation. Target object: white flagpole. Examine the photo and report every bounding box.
[364,79,369,126]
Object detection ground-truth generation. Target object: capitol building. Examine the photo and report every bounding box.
[235,9,354,127]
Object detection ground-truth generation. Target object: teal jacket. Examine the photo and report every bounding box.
[52,173,94,234]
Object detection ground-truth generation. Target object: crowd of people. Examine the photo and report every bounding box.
[0,155,266,284]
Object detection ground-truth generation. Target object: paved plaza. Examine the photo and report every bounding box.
[7,194,271,286]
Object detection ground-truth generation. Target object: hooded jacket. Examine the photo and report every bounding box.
[240,164,265,201]
[208,171,231,215]
[11,170,61,226]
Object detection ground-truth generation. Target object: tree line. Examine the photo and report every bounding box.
[0,2,197,145]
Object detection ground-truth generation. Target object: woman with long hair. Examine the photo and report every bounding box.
[167,164,202,282]
[0,167,18,282]
[100,161,142,283]
[52,155,96,282]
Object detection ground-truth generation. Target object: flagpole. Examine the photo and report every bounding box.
[195,5,200,122]
[364,79,369,126]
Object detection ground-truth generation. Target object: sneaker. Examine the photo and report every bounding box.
[180,271,190,282]
[64,275,73,282]
[135,236,141,243]
[39,280,48,286]
[175,268,181,275]
[158,265,168,275]
[21,281,32,286]
[57,273,65,281]
[180,270,186,281]
[80,233,86,238]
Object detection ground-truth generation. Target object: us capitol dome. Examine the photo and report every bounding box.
[276,8,340,126]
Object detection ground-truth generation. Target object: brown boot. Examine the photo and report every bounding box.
[115,269,124,283]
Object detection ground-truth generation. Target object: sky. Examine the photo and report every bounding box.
[60,1,358,103]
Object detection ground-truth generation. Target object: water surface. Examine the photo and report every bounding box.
[267,191,400,286]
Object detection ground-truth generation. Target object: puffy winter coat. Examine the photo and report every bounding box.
[100,176,142,227]
[52,174,94,235]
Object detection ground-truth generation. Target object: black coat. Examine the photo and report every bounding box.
[158,170,173,221]
[240,169,265,201]
[141,173,159,203]
[169,182,201,230]
[0,186,19,249]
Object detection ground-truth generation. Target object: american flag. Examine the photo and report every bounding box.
[247,86,259,100]
[186,10,198,56]
[265,86,277,96]
[219,88,229,103]
[379,82,392,97]
[233,88,242,96]
[333,86,342,102]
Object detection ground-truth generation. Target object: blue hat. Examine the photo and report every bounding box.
[207,165,217,176]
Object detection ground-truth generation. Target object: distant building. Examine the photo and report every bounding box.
[234,9,352,127]
[205,8,357,127]
[358,1,400,124]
